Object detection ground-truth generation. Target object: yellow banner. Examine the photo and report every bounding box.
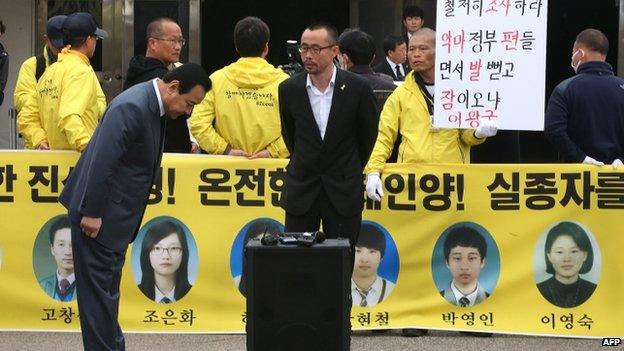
[0,151,621,337]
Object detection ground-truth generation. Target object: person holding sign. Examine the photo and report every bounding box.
[545,29,624,168]
[365,28,498,202]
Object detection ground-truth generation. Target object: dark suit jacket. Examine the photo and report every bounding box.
[279,69,378,217]
[59,81,165,252]
[372,58,410,81]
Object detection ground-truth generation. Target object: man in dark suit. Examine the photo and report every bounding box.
[373,35,409,81]
[279,23,378,258]
[59,63,210,351]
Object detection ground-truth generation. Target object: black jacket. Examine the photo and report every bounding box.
[279,69,379,216]
[124,55,192,153]
[545,61,624,163]
[372,58,410,82]
[0,42,8,106]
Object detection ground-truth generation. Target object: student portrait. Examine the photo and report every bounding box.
[432,222,500,308]
[351,221,399,308]
[230,218,283,297]
[32,215,76,302]
[132,217,198,304]
[534,221,601,308]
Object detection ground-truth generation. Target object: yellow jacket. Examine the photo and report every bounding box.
[17,49,106,151]
[365,71,485,174]
[189,57,289,157]
[14,48,52,115]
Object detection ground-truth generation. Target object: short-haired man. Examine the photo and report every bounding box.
[14,15,67,120]
[124,17,197,153]
[365,28,497,337]
[18,12,107,151]
[38,216,76,302]
[373,35,409,81]
[59,63,210,350]
[402,6,425,46]
[338,29,397,92]
[545,28,624,169]
[366,28,497,201]
[189,16,289,158]
[440,226,490,307]
[352,223,394,307]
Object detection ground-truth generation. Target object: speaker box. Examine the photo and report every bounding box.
[245,238,351,351]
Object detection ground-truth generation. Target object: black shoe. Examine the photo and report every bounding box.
[460,331,493,337]
[401,328,428,337]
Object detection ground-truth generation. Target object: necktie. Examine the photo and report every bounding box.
[59,278,70,296]
[357,290,369,307]
[395,64,404,81]
[160,297,172,304]
[459,297,470,307]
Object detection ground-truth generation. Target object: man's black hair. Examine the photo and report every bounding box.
[383,35,406,56]
[234,16,270,57]
[576,28,609,56]
[443,225,487,262]
[338,29,376,66]
[402,5,425,21]
[162,63,211,94]
[48,216,70,244]
[306,22,339,45]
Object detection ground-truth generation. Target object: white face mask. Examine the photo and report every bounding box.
[570,49,584,73]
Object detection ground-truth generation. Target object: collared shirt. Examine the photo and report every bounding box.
[351,276,395,307]
[56,271,76,288]
[386,57,405,78]
[155,285,176,303]
[152,79,165,117]
[306,66,336,140]
[450,281,481,307]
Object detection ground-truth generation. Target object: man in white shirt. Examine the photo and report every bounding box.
[373,35,409,81]
[440,225,490,307]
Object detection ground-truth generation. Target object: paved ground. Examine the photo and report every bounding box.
[0,330,607,351]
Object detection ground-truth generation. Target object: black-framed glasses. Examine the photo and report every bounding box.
[152,37,186,47]
[150,245,183,257]
[298,44,335,55]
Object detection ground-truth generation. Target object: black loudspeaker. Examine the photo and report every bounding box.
[245,238,351,351]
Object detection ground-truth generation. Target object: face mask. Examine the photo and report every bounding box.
[570,49,584,73]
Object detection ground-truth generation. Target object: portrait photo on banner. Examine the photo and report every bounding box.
[351,221,400,308]
[533,221,601,309]
[431,222,500,308]
[32,214,77,302]
[230,218,284,297]
[131,216,199,304]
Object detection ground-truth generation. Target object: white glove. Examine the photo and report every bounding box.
[474,120,498,138]
[582,156,604,166]
[366,172,384,202]
[612,158,623,169]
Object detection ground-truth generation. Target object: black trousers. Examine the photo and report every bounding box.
[284,187,362,263]
[70,213,127,351]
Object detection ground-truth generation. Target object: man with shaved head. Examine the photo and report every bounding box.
[545,28,624,168]
[364,27,497,338]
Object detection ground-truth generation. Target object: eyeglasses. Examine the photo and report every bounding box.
[298,44,335,55]
[150,245,183,256]
[152,37,186,47]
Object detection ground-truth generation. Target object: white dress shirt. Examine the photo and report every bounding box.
[56,271,76,287]
[306,67,337,140]
[450,281,481,307]
[152,79,165,117]
[155,285,176,303]
[386,57,405,78]
[351,276,395,307]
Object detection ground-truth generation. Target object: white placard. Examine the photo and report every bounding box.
[433,0,548,131]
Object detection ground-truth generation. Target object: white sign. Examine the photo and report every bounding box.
[433,0,548,131]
